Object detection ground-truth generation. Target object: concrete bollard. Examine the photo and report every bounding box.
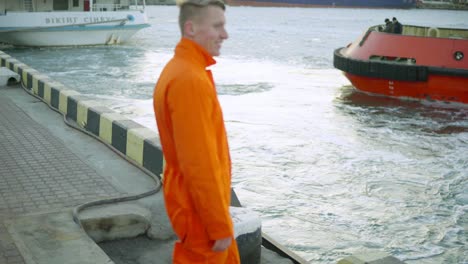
[78,203,263,264]
[338,251,406,264]
[79,203,152,243]
[0,67,20,86]
[231,206,263,264]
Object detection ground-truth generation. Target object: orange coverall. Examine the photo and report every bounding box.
[153,38,240,264]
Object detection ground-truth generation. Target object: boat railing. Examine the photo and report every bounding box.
[92,4,122,11]
[368,24,468,40]
[402,25,468,39]
[369,25,381,32]
[92,4,145,11]
[129,5,146,11]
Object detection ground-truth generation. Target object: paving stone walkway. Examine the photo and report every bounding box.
[0,91,121,264]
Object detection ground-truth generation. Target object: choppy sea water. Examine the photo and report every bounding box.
[3,6,468,264]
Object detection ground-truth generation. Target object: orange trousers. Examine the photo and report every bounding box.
[172,212,240,264]
[173,239,240,264]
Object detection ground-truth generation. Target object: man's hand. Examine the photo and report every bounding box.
[212,237,232,252]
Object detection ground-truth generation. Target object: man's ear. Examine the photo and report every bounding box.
[184,21,195,38]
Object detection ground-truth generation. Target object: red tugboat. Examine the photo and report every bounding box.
[334,25,468,104]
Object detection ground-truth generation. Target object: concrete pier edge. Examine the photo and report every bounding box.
[0,50,164,179]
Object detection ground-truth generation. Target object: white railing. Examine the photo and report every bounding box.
[92,3,145,11]
[24,0,33,12]
[92,4,123,11]
[129,5,145,11]
[92,0,146,12]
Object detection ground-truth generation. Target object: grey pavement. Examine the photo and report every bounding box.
[0,83,158,264]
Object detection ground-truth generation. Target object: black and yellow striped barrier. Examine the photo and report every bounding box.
[0,51,163,178]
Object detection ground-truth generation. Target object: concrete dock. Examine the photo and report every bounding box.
[0,81,166,263]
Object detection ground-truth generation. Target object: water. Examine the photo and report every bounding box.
[3,6,468,264]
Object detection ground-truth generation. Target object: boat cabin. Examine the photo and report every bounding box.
[364,24,468,64]
[0,0,146,13]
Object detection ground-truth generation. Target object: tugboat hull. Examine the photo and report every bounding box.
[344,73,467,103]
[334,25,468,104]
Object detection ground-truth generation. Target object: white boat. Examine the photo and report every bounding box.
[0,0,150,46]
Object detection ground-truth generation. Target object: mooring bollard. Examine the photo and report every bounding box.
[0,67,20,86]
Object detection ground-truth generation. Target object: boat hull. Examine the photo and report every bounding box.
[334,25,468,104]
[226,0,416,8]
[345,73,468,103]
[0,27,146,46]
[0,11,149,46]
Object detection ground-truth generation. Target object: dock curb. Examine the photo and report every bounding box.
[0,50,164,178]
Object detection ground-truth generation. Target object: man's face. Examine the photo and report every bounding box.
[191,6,228,56]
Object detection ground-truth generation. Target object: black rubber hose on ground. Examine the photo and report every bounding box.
[19,80,162,228]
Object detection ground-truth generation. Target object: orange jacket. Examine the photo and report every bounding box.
[153,38,234,242]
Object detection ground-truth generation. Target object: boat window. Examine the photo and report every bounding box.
[369,55,416,65]
[73,0,79,7]
[53,0,69,10]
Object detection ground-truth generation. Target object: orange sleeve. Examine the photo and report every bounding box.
[167,76,233,240]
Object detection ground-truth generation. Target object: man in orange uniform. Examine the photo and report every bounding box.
[153,0,240,263]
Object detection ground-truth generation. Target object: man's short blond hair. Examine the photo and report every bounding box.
[178,0,226,34]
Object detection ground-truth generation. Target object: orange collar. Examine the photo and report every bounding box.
[175,38,216,68]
